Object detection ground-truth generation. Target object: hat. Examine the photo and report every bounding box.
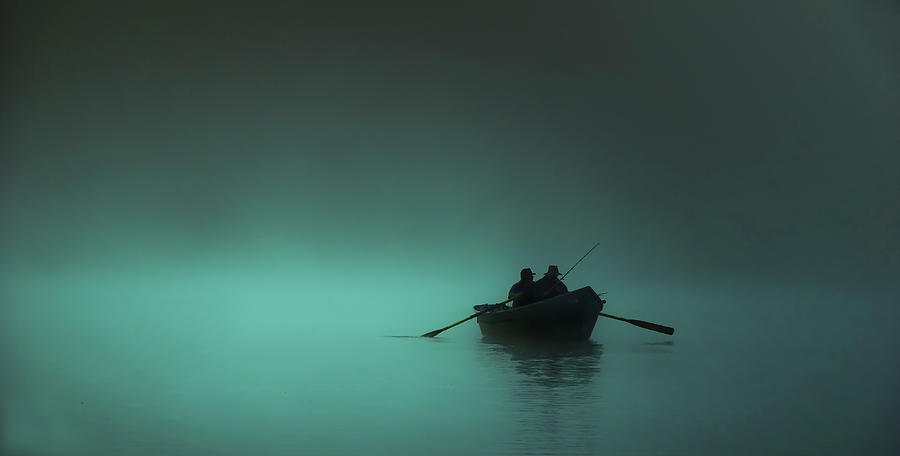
[545,265,561,276]
[520,268,535,277]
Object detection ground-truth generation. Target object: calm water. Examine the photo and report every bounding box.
[3,292,898,456]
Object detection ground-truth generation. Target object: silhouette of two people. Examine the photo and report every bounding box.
[508,265,569,308]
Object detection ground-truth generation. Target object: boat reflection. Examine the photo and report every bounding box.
[481,338,603,389]
[478,339,605,453]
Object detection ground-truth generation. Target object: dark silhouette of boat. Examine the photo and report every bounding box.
[475,286,605,341]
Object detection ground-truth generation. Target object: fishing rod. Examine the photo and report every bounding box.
[560,242,599,280]
[561,244,675,335]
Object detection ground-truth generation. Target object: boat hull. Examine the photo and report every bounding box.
[476,286,604,342]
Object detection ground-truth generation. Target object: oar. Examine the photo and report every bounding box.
[421,296,514,338]
[599,311,675,335]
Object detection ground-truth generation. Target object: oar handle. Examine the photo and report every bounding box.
[421,296,514,337]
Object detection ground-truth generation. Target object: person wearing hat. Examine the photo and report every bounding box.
[533,265,569,301]
[508,268,537,308]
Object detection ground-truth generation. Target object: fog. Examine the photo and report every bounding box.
[2,1,898,454]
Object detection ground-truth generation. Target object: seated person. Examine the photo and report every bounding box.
[532,265,568,301]
[508,268,536,307]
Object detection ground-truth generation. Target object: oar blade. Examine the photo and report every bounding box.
[421,311,481,337]
[627,318,675,335]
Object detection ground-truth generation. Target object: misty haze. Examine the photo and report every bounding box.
[2,1,898,455]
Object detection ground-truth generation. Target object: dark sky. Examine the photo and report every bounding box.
[2,1,899,294]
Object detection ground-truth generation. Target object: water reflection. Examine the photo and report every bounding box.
[482,339,604,389]
[479,339,606,455]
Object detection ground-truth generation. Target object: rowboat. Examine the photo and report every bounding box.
[475,286,605,341]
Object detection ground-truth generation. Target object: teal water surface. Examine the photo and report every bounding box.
[3,289,898,455]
